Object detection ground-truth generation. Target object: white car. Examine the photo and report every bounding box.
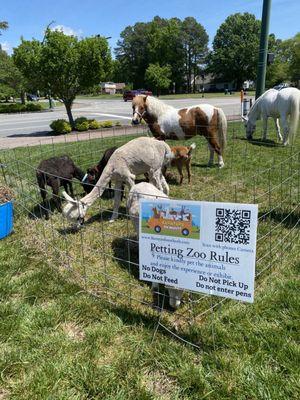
[273,83,289,90]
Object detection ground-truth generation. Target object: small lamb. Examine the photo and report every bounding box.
[62,136,173,224]
[127,182,183,309]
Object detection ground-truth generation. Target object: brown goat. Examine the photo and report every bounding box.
[163,143,196,185]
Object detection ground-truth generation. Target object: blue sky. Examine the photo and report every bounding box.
[1,0,299,54]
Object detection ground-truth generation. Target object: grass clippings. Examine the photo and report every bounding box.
[0,185,14,204]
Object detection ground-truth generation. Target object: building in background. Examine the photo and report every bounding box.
[100,82,126,94]
[191,74,254,92]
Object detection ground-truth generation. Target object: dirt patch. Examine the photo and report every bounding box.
[141,370,179,399]
[0,185,14,204]
[0,388,10,400]
[61,322,85,341]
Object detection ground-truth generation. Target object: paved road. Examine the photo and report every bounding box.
[0,96,244,140]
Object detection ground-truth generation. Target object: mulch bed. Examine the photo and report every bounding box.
[0,185,14,204]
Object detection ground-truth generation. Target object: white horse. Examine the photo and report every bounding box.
[132,95,227,168]
[243,88,300,145]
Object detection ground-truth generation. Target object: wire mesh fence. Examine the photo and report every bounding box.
[0,120,299,346]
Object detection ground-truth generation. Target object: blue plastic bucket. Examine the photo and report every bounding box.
[0,201,13,240]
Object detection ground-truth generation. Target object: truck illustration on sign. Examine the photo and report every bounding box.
[148,206,192,236]
[141,203,200,239]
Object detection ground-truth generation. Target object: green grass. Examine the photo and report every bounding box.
[41,100,64,109]
[159,91,255,100]
[0,121,299,399]
[77,94,123,100]
[76,92,255,101]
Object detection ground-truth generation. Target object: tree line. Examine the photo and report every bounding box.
[0,14,299,124]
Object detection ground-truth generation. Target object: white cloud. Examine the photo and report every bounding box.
[51,25,83,37]
[0,41,11,54]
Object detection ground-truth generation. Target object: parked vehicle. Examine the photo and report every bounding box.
[26,93,39,101]
[273,83,289,90]
[123,89,152,101]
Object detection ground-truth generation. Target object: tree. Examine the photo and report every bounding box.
[0,21,8,35]
[115,16,208,92]
[145,63,171,96]
[266,35,291,87]
[289,33,300,85]
[115,22,152,88]
[208,13,260,90]
[266,33,300,87]
[14,29,112,128]
[181,17,208,93]
[0,49,26,101]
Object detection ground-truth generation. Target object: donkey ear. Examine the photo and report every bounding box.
[144,95,148,102]
[62,191,77,204]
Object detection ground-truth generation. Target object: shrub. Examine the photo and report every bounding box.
[0,103,25,113]
[26,102,43,111]
[0,102,42,113]
[114,121,121,127]
[88,119,101,129]
[50,119,72,134]
[74,117,88,124]
[75,121,90,131]
[99,120,113,128]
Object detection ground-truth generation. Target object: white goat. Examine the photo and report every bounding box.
[62,137,173,224]
[127,182,183,309]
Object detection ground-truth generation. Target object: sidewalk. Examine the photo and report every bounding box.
[0,125,145,150]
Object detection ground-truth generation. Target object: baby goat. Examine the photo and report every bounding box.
[163,143,196,184]
[36,155,87,212]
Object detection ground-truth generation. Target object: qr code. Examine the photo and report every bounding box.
[215,208,251,245]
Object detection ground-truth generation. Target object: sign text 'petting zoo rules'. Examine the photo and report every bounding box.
[139,199,258,303]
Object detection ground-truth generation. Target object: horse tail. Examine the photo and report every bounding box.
[217,107,227,153]
[289,93,300,143]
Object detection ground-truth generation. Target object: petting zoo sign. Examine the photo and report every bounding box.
[139,199,258,303]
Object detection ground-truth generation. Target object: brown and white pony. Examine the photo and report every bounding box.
[132,95,227,168]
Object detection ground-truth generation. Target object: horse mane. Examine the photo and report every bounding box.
[145,96,173,117]
[248,89,279,122]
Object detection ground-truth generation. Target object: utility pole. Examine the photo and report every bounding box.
[255,0,272,99]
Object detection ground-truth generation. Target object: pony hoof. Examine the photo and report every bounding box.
[283,141,289,146]
[218,163,225,169]
[207,162,214,167]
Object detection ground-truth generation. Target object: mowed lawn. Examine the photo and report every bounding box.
[0,121,299,399]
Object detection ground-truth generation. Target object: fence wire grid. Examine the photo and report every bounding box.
[0,120,299,347]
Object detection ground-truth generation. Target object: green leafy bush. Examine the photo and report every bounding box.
[114,121,121,127]
[0,102,43,113]
[74,117,88,124]
[0,103,25,113]
[88,119,101,129]
[75,121,90,131]
[99,120,113,128]
[25,102,43,111]
[50,119,72,134]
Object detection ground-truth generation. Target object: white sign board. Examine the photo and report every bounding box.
[139,199,258,303]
